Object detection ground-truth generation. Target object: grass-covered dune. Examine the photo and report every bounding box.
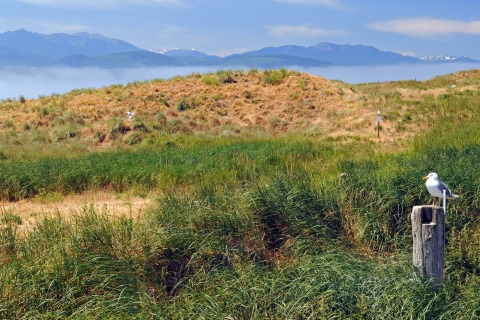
[1,69,480,318]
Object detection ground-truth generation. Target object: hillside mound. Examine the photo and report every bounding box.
[3,68,477,153]
[0,69,381,147]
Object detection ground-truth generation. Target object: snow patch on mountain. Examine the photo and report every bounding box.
[420,55,479,63]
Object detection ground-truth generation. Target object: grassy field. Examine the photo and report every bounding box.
[1,69,480,319]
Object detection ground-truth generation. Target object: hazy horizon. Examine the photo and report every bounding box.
[3,1,480,61]
[1,63,478,100]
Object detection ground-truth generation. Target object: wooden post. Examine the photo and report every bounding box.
[411,206,445,286]
[376,110,381,138]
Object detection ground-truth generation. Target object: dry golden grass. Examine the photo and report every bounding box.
[0,70,436,149]
[0,190,154,233]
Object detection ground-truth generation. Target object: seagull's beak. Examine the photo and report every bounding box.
[423,175,429,180]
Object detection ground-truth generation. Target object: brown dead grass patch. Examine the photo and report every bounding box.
[1,190,154,233]
[396,85,478,99]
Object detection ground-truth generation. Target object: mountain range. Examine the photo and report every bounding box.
[0,29,478,69]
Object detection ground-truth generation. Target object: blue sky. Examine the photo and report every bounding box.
[2,0,480,58]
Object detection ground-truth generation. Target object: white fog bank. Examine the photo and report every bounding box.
[300,63,480,84]
[0,63,479,100]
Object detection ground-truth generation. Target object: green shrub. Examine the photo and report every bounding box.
[216,70,237,84]
[0,211,22,225]
[395,120,406,132]
[202,75,220,86]
[38,107,49,117]
[107,117,129,139]
[62,110,85,125]
[22,122,31,131]
[161,97,170,107]
[248,68,259,76]
[131,116,149,133]
[1,120,14,129]
[298,78,307,89]
[263,69,287,85]
[176,96,199,112]
[93,130,106,143]
[50,124,79,142]
[176,97,190,111]
[123,132,143,145]
[154,112,167,131]
[35,187,63,202]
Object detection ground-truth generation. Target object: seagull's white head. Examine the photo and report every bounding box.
[423,172,438,181]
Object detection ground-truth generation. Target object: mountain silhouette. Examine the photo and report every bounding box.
[0,29,477,69]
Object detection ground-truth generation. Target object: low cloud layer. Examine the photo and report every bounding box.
[0,66,215,100]
[1,63,478,100]
[298,63,480,84]
[268,24,346,38]
[368,18,480,36]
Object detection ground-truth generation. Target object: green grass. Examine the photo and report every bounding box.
[0,136,340,201]
[1,69,480,318]
[1,162,479,318]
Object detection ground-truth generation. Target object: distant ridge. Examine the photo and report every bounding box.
[241,43,420,65]
[0,29,143,60]
[162,48,219,59]
[0,29,478,69]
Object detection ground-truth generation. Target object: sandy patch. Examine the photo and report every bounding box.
[0,190,155,232]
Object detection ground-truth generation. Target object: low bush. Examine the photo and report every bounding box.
[202,74,220,86]
[263,68,287,85]
[107,117,129,139]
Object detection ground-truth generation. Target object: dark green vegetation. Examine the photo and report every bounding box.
[1,70,480,318]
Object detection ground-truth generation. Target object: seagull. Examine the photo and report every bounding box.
[423,172,458,207]
[126,111,135,120]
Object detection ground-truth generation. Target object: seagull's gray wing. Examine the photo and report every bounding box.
[438,180,455,198]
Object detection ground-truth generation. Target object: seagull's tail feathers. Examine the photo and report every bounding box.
[447,194,459,199]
